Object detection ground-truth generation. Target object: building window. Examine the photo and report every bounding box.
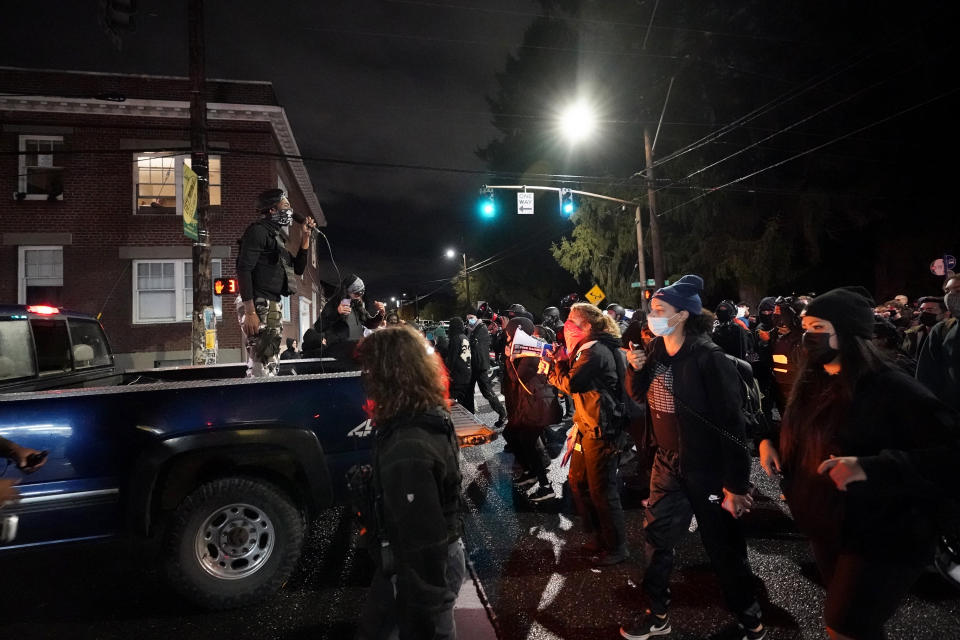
[18,135,65,199]
[132,259,222,324]
[134,153,220,214]
[17,246,63,305]
[282,295,291,323]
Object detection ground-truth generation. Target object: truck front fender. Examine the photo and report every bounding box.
[126,427,333,537]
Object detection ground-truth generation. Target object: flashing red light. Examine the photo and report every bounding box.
[213,278,239,296]
[26,305,59,315]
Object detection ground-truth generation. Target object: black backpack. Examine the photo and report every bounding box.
[724,353,769,435]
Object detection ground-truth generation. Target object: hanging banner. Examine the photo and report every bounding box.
[182,162,198,240]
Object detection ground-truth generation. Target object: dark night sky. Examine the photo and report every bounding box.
[3,1,958,308]
[0,0,532,302]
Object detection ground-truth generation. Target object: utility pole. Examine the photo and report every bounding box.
[644,126,666,288]
[634,204,647,307]
[462,252,471,311]
[189,0,214,365]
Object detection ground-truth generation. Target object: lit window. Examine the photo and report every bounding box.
[133,259,222,324]
[134,153,221,214]
[18,135,64,199]
[17,246,63,305]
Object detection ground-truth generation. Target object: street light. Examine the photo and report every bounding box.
[446,248,470,310]
[558,101,597,144]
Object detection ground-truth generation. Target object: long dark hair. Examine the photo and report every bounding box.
[356,325,448,425]
[683,309,714,336]
[780,332,892,469]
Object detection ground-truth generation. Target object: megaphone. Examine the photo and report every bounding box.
[509,327,554,359]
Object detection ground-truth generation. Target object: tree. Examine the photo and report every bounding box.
[481,0,958,304]
[550,201,642,306]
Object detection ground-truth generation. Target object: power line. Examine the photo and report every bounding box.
[299,25,680,59]
[383,0,824,45]
[656,86,960,218]
[651,61,922,196]
[646,6,947,173]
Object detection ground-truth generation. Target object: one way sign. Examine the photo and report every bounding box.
[517,192,534,215]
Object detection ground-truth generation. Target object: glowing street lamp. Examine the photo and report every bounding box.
[446,248,470,309]
[559,101,597,144]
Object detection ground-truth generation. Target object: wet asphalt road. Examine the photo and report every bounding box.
[2,381,959,640]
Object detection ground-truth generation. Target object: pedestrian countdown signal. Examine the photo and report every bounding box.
[214,278,239,296]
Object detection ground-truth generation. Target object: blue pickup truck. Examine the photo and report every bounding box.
[0,304,493,609]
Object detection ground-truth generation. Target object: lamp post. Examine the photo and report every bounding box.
[446,248,470,309]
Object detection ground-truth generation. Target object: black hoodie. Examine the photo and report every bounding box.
[373,408,463,630]
[627,334,752,494]
[444,317,472,388]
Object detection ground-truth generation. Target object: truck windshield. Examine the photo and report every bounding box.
[0,318,37,380]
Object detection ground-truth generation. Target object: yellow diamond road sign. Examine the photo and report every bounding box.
[585,284,605,305]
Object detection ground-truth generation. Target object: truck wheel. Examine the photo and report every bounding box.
[163,476,304,610]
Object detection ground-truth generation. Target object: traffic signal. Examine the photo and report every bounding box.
[559,188,576,216]
[478,188,496,219]
[214,278,239,296]
[643,287,653,301]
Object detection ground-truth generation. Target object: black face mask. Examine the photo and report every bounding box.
[758,312,774,329]
[919,312,941,328]
[802,331,839,365]
[716,308,733,323]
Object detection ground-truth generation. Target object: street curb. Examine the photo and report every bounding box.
[454,556,500,640]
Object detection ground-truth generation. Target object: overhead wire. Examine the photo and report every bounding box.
[656,85,960,218]
[644,4,947,173]
[650,60,924,197]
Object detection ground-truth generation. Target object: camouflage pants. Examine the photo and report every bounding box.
[236,297,283,378]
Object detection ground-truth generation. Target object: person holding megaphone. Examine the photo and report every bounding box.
[503,317,562,502]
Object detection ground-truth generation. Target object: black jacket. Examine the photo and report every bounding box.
[444,320,472,388]
[627,334,752,495]
[315,295,383,347]
[236,219,307,302]
[712,320,754,361]
[917,318,960,411]
[503,355,561,428]
[769,368,960,560]
[548,332,623,438]
[373,408,463,627]
[468,322,492,372]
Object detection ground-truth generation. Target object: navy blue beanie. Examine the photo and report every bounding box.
[653,274,704,316]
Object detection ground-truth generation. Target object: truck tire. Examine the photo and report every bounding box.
[163,476,304,610]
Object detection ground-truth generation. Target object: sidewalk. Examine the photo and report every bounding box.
[454,562,498,640]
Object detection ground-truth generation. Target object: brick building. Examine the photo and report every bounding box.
[0,66,327,369]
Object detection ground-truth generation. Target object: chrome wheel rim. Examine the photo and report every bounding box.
[194,502,275,580]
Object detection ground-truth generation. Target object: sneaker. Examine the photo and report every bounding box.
[528,484,557,502]
[620,611,671,639]
[512,472,537,488]
[592,547,630,566]
[740,624,766,640]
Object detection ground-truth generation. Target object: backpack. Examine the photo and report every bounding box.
[724,353,769,436]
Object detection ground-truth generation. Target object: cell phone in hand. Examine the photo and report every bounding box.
[21,450,47,470]
[341,298,351,308]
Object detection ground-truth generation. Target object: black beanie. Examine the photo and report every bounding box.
[505,317,535,340]
[256,188,286,211]
[805,286,876,339]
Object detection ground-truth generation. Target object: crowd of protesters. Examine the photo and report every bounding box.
[317,270,960,640]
